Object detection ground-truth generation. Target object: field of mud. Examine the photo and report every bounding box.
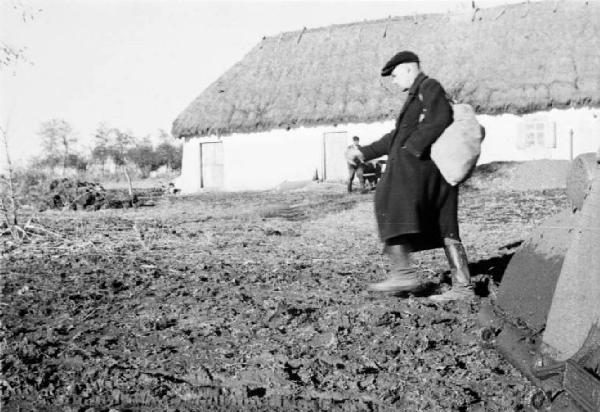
[1,185,569,411]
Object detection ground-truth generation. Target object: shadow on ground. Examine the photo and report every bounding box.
[470,252,516,297]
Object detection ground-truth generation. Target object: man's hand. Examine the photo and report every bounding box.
[346,147,365,165]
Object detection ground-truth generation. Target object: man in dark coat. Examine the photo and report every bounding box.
[349,51,472,301]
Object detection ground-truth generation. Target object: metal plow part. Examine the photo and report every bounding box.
[479,151,600,412]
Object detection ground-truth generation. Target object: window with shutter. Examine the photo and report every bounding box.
[517,118,556,150]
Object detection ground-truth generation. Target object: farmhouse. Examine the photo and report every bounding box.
[172,1,600,193]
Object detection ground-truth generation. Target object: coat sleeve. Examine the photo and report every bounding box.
[403,79,453,159]
[359,130,394,161]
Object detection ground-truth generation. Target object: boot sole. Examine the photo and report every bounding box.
[367,283,422,293]
[429,292,475,302]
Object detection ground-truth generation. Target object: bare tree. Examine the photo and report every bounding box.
[1,120,59,240]
[0,2,58,240]
[1,123,19,228]
[106,128,136,201]
[91,123,113,172]
[38,118,77,172]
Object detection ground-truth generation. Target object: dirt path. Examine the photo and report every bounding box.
[0,187,568,411]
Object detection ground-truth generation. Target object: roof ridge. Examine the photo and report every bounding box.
[259,1,538,41]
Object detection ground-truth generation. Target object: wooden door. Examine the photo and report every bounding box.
[323,132,348,181]
[200,142,224,189]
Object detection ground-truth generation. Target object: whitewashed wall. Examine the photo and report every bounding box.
[177,107,600,193]
[178,135,223,192]
[224,121,399,190]
[178,121,395,192]
[478,107,600,163]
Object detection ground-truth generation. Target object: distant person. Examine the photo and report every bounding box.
[347,51,473,301]
[345,136,367,193]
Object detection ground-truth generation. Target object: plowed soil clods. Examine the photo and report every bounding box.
[1,187,568,411]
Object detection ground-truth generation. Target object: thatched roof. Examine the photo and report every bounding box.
[173,1,600,139]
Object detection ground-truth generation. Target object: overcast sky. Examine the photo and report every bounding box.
[1,0,528,168]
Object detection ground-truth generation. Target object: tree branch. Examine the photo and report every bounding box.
[1,123,19,226]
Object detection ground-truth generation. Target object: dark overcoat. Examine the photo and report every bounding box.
[360,72,459,251]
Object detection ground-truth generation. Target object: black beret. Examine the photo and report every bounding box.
[381,51,419,77]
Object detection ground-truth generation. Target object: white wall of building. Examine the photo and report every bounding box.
[478,107,600,163]
[178,121,395,192]
[177,107,600,193]
[178,135,223,193]
[223,121,398,190]
[223,128,320,191]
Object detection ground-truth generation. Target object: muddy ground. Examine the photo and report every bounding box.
[1,185,568,411]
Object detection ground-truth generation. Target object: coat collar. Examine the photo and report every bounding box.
[389,72,428,148]
[408,72,427,96]
[396,72,428,119]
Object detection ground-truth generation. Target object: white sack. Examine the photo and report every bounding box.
[431,104,484,186]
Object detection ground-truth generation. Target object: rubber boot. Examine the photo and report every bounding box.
[368,244,421,293]
[430,242,474,302]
